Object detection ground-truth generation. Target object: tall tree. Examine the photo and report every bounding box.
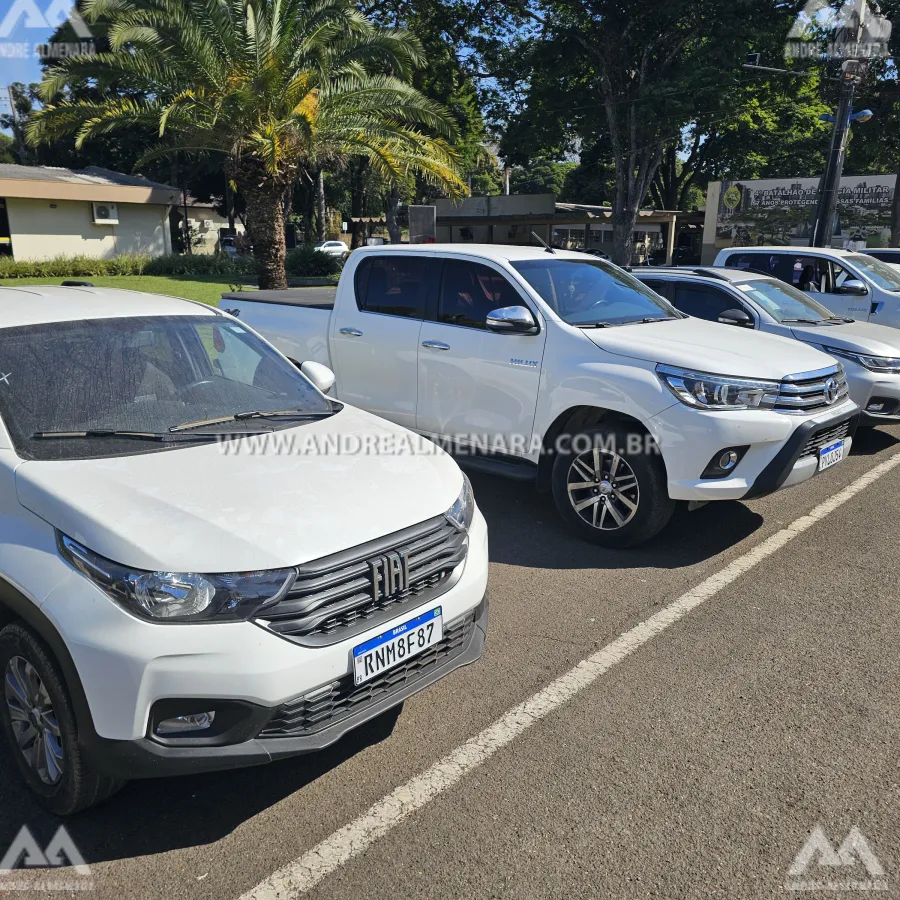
[27,0,465,288]
[491,0,805,263]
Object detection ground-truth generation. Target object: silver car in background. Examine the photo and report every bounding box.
[635,266,900,426]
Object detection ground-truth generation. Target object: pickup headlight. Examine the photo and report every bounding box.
[656,364,780,411]
[58,533,294,622]
[445,474,475,531]
[820,345,900,374]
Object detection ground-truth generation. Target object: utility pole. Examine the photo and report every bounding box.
[811,63,859,247]
[811,0,867,247]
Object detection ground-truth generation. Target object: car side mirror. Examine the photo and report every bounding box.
[839,279,868,297]
[298,360,336,394]
[486,305,538,334]
[717,308,754,328]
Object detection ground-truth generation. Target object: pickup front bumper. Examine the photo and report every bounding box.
[649,399,859,502]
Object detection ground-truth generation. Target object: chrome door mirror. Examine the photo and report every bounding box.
[299,360,336,394]
[839,279,869,296]
[486,306,538,334]
[717,308,754,328]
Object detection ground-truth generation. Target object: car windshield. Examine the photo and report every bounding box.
[511,258,680,326]
[733,278,838,323]
[846,254,900,292]
[0,314,334,461]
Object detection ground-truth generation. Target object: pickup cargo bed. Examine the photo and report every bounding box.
[220,288,336,310]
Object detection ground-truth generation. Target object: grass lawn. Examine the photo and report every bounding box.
[0,274,245,306]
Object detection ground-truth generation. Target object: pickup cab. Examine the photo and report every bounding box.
[220,245,859,547]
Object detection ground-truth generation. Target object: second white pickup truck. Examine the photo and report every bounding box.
[220,245,859,546]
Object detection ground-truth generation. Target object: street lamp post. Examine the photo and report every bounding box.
[811,62,864,247]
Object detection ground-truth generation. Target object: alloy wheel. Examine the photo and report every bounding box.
[566,447,640,531]
[4,655,64,785]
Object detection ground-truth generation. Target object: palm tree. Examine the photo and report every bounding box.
[27,0,465,289]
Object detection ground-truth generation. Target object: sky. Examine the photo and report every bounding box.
[0,0,85,104]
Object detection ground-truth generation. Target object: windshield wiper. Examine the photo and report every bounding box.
[633,317,674,324]
[32,429,215,442]
[577,322,616,329]
[169,409,335,433]
[782,318,827,325]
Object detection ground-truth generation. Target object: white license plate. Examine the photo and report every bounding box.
[353,607,443,685]
[818,439,845,472]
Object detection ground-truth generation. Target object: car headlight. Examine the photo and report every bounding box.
[820,345,900,374]
[656,364,780,410]
[58,533,294,622]
[445,474,475,531]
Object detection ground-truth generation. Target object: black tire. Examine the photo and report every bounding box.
[0,623,124,815]
[551,423,675,547]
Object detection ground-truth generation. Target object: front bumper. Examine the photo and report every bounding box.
[844,366,900,425]
[39,506,489,776]
[649,399,859,502]
[80,595,487,779]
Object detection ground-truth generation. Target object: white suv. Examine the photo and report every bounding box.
[313,240,350,259]
[0,286,487,814]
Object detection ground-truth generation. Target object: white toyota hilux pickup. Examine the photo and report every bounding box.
[220,244,859,548]
[0,285,487,814]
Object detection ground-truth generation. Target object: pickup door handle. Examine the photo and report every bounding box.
[339,327,363,337]
[422,340,451,351]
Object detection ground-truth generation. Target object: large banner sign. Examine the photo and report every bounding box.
[712,175,896,251]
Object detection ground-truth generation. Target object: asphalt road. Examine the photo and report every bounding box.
[2,424,900,899]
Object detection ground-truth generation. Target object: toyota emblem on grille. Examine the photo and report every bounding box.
[824,377,839,404]
[369,550,410,602]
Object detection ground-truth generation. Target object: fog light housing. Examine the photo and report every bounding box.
[701,445,750,479]
[155,711,215,736]
[719,451,738,470]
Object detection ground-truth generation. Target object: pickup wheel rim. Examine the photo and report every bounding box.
[566,448,640,531]
[4,656,64,785]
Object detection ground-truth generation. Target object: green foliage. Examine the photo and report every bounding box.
[144,254,256,276]
[0,254,255,279]
[0,134,16,165]
[285,247,343,277]
[510,159,577,196]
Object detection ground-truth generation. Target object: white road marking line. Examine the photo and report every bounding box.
[240,451,900,900]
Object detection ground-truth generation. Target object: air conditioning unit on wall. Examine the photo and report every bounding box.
[91,202,118,224]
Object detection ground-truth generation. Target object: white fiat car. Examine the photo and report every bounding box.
[0,286,488,814]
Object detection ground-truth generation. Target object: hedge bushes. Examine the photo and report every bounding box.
[285,246,343,277]
[0,253,257,279]
[0,249,341,280]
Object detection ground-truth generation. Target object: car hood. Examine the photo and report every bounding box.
[582,317,835,380]
[789,320,900,357]
[15,406,462,573]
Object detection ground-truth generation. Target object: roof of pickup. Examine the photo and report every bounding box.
[0,284,215,328]
[350,243,594,263]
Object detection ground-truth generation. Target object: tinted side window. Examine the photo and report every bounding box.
[438,260,522,329]
[673,284,743,322]
[641,279,669,297]
[726,252,783,276]
[354,256,430,318]
[790,256,825,292]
